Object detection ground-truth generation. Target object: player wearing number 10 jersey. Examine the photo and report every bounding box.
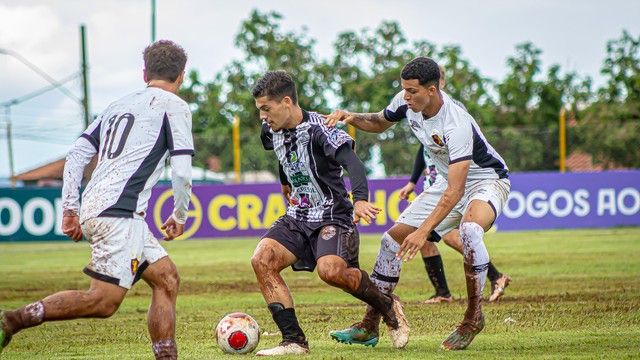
[0,40,193,360]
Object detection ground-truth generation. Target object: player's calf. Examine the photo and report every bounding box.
[0,309,14,354]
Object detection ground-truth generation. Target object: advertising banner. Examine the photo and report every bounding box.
[1,170,638,242]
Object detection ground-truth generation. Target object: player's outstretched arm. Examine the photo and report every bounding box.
[323,109,394,133]
[396,160,470,261]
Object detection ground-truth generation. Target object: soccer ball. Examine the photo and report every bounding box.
[215,312,261,354]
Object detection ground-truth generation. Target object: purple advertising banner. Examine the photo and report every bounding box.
[495,170,640,231]
[145,170,640,239]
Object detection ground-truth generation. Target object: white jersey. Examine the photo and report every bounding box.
[385,90,508,181]
[62,87,194,223]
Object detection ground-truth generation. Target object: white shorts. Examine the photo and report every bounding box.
[397,178,511,239]
[81,217,168,289]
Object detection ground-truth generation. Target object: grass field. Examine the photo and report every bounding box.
[1,228,639,359]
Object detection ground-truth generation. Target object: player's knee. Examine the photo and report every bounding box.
[86,293,123,318]
[160,266,180,296]
[442,234,458,248]
[99,299,121,318]
[251,247,274,274]
[317,264,342,286]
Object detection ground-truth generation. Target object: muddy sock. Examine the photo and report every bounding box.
[152,339,177,360]
[423,255,451,297]
[350,269,393,316]
[460,222,490,323]
[370,232,402,294]
[362,232,402,333]
[487,262,501,282]
[268,303,306,345]
[6,301,44,334]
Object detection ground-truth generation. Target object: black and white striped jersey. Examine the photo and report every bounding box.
[261,110,355,223]
[385,90,509,181]
[63,87,194,223]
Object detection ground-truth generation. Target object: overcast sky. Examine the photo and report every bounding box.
[0,0,638,178]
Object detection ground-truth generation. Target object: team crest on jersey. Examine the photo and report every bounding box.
[431,129,445,147]
[289,151,298,163]
[321,225,337,240]
[131,257,139,275]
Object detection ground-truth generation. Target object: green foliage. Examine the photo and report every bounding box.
[183,10,639,174]
[573,30,640,168]
[1,228,639,358]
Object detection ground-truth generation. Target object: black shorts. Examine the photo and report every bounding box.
[263,215,360,272]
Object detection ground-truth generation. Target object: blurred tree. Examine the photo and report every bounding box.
[327,21,427,175]
[575,30,640,168]
[437,44,494,123]
[182,10,637,176]
[488,43,594,171]
[183,10,331,176]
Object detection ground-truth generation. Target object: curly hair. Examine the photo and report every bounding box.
[251,70,298,105]
[143,40,187,82]
[401,57,440,89]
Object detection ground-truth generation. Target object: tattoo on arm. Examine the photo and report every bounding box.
[351,110,386,123]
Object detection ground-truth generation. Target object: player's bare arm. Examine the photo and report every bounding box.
[353,200,382,224]
[397,160,470,261]
[323,109,394,133]
[398,182,416,200]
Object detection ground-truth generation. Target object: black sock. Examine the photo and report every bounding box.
[423,255,450,297]
[350,269,393,315]
[487,262,502,282]
[268,303,307,345]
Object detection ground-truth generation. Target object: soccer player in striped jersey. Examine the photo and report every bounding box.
[325,57,511,351]
[0,40,194,360]
[250,71,409,355]
[397,66,510,305]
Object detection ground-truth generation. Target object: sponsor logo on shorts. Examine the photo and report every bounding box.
[321,225,337,240]
[131,257,139,275]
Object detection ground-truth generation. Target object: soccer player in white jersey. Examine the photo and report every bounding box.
[250,71,409,355]
[325,57,511,351]
[398,66,511,305]
[0,40,194,360]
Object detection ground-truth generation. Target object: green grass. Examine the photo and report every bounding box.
[1,228,639,359]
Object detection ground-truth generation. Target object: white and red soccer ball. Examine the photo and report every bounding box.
[215,312,261,354]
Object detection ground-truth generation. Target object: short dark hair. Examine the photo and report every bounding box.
[143,40,187,82]
[251,70,298,105]
[401,57,440,88]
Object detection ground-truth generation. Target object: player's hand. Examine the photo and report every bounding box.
[353,200,381,224]
[322,110,355,128]
[62,215,83,242]
[396,228,429,262]
[161,215,185,241]
[398,182,416,200]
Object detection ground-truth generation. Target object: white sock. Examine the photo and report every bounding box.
[460,222,490,289]
[370,232,402,294]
